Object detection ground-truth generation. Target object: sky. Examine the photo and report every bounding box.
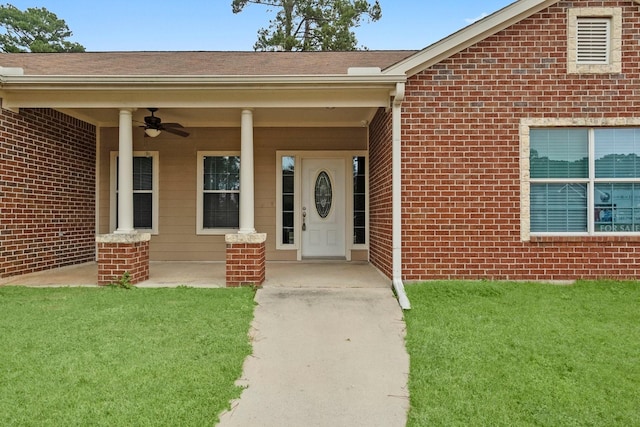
[6,0,515,52]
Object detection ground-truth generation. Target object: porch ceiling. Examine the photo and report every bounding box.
[61,106,379,128]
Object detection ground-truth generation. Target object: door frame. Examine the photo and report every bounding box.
[275,150,369,261]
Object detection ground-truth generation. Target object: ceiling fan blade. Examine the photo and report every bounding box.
[160,123,185,128]
[162,126,190,137]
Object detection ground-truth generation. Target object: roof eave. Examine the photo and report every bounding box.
[0,73,406,90]
[0,73,406,111]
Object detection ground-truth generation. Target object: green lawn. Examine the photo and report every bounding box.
[404,280,640,427]
[0,286,255,426]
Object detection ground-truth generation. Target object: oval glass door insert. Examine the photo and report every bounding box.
[314,171,332,218]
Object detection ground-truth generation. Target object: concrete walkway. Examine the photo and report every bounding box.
[217,287,409,427]
[1,261,410,425]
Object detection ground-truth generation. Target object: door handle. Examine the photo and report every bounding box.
[302,207,307,231]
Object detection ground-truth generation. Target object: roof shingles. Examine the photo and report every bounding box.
[0,51,417,76]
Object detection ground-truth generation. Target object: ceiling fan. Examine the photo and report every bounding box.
[141,108,189,138]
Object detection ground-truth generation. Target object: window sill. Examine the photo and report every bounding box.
[567,64,622,75]
[197,228,239,236]
[109,229,158,236]
[276,245,298,251]
[530,235,640,243]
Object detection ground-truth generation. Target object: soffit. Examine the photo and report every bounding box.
[63,106,379,128]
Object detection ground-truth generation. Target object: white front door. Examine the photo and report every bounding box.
[301,158,346,258]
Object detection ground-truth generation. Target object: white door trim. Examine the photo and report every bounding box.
[275,150,369,261]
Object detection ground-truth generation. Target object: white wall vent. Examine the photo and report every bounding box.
[576,18,610,64]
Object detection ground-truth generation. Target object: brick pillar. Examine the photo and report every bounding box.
[225,233,267,287]
[96,233,151,286]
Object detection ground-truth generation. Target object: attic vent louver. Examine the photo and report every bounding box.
[576,18,610,64]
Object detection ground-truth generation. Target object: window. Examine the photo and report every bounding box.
[281,156,295,245]
[110,151,159,234]
[529,129,589,233]
[353,156,366,244]
[567,8,621,74]
[197,152,240,234]
[314,171,333,218]
[525,126,640,237]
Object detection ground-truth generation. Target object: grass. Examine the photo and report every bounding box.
[0,286,255,426]
[404,280,640,427]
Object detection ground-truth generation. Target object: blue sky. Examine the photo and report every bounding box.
[6,0,514,51]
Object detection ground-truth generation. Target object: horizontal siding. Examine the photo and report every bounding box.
[99,126,367,261]
[351,250,369,262]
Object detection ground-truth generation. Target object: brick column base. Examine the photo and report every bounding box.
[225,233,267,287]
[96,233,151,286]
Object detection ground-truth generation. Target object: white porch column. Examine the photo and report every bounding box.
[239,109,256,234]
[115,108,135,234]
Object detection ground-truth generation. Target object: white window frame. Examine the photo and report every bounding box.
[567,8,621,74]
[196,151,241,235]
[275,151,369,256]
[110,151,159,235]
[520,118,640,241]
[351,154,369,249]
[276,153,299,250]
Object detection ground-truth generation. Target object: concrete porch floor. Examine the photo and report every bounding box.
[0,261,391,289]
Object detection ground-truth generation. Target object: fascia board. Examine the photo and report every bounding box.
[0,89,393,107]
[0,74,405,90]
[0,86,396,110]
[384,0,558,77]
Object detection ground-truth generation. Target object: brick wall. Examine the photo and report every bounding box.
[369,108,394,279]
[225,233,267,287]
[400,0,640,281]
[0,108,96,278]
[226,242,266,287]
[97,237,150,285]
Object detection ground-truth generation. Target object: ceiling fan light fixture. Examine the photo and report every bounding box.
[140,108,189,138]
[145,128,161,138]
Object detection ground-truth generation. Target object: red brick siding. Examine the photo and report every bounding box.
[401,0,640,281]
[226,242,266,287]
[0,108,96,278]
[369,108,394,279]
[97,240,149,285]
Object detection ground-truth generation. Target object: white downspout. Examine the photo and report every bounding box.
[95,126,101,260]
[392,83,410,310]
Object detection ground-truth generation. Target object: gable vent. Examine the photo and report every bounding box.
[576,18,610,64]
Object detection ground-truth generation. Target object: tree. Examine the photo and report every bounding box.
[0,4,85,53]
[231,0,381,51]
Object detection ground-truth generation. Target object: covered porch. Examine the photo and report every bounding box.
[0,51,410,306]
[0,261,390,288]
